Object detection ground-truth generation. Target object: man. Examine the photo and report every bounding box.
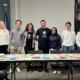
[36,20,51,72]
[9,20,24,73]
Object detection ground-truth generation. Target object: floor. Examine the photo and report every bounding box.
[7,63,80,80]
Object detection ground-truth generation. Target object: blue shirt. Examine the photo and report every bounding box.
[49,34,62,50]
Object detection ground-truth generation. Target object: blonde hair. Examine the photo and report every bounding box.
[0,21,8,33]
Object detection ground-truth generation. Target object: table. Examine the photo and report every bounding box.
[0,53,80,80]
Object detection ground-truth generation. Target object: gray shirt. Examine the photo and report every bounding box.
[9,28,24,47]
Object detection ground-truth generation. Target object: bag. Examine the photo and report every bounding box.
[30,62,42,66]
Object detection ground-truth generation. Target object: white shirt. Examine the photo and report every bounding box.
[0,30,9,45]
[62,30,76,46]
[76,32,80,47]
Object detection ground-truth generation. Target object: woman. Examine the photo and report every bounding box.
[49,27,62,74]
[62,22,76,53]
[0,21,9,70]
[76,30,80,50]
[23,23,36,71]
[23,23,36,54]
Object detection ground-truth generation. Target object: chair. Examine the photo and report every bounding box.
[26,50,45,77]
[70,50,80,80]
[28,50,43,54]
[50,50,65,53]
[50,50,70,80]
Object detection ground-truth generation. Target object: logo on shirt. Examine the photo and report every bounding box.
[42,31,47,38]
[28,34,31,37]
[42,31,46,35]
[27,34,31,39]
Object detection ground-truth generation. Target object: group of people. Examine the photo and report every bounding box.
[0,19,80,75]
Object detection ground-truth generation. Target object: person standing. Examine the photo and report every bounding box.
[62,22,76,53]
[23,23,36,54]
[9,20,24,73]
[76,31,80,50]
[62,22,76,70]
[49,27,62,74]
[0,21,9,70]
[36,20,51,72]
[23,23,37,71]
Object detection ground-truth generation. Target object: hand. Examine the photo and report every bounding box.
[7,48,10,52]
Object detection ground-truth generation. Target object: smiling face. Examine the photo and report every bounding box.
[15,21,21,29]
[28,24,32,31]
[0,21,4,29]
[65,23,71,30]
[52,28,56,35]
[41,21,46,28]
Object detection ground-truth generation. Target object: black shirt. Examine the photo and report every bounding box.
[26,32,33,47]
[36,28,51,47]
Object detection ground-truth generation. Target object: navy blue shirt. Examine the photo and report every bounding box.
[49,34,62,50]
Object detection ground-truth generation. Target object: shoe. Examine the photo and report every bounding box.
[45,68,49,73]
[9,69,12,73]
[58,71,61,74]
[53,71,57,74]
[16,68,20,72]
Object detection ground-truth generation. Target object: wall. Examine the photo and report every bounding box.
[10,0,75,51]
[10,0,21,28]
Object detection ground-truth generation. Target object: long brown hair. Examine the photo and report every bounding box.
[24,23,35,32]
[52,27,59,46]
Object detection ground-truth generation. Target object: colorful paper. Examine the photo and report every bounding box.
[21,55,27,58]
[42,57,49,59]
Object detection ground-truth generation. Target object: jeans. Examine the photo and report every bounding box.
[63,46,73,53]
[63,46,73,70]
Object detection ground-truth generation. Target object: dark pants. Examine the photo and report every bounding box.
[24,46,35,54]
[38,46,49,53]
[24,45,35,66]
[38,46,49,68]
[0,45,8,70]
